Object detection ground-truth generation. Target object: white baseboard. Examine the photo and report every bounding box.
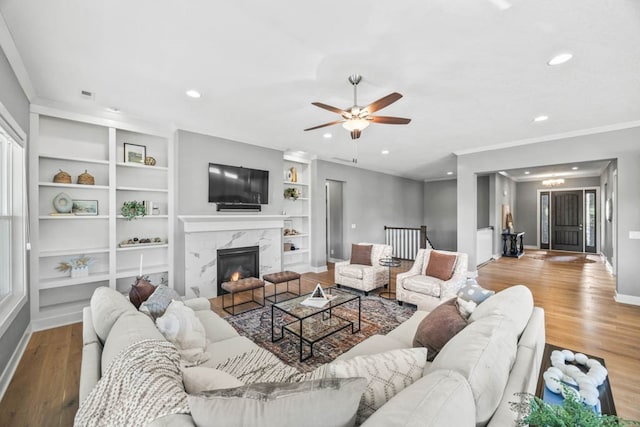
[604,258,615,275]
[492,253,502,260]
[524,245,538,250]
[310,265,328,274]
[31,311,82,332]
[614,292,640,306]
[0,322,31,403]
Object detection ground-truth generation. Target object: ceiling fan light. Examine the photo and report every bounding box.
[342,118,370,132]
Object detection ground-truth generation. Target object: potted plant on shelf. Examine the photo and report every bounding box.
[284,187,300,200]
[121,201,146,220]
[56,255,95,278]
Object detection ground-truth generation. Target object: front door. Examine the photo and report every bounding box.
[551,191,583,252]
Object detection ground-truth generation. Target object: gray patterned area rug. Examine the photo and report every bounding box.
[224,293,416,372]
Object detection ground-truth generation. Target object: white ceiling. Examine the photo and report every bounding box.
[2,0,639,180]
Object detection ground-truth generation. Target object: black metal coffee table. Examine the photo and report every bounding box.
[271,287,361,361]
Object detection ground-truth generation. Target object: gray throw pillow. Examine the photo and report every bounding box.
[457,279,495,304]
[139,285,181,320]
[188,378,367,427]
[413,298,468,361]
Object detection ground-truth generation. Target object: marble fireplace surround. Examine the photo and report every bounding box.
[179,215,287,299]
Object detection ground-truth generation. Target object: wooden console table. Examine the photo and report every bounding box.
[501,231,525,258]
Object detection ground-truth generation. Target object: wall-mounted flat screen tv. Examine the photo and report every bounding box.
[208,163,269,204]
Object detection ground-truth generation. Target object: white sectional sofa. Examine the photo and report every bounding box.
[79,285,544,426]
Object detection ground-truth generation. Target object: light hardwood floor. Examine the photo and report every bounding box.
[1,250,638,425]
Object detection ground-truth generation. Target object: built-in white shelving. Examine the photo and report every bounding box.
[29,106,174,330]
[283,154,312,272]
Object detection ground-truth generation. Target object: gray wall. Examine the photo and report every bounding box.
[423,179,457,251]
[490,173,517,255]
[0,46,30,379]
[311,160,424,268]
[173,130,284,294]
[515,176,601,247]
[600,161,617,265]
[477,175,490,228]
[457,127,640,299]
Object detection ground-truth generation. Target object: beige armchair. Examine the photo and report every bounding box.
[396,248,468,311]
[334,243,393,295]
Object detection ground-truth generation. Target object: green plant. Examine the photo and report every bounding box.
[284,187,299,200]
[56,255,94,272]
[121,200,146,220]
[511,390,639,427]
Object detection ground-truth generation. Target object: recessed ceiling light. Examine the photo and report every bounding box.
[524,171,530,175]
[323,133,332,139]
[381,150,390,155]
[572,166,579,170]
[534,115,549,122]
[106,107,120,113]
[446,171,454,175]
[547,53,573,66]
[185,89,201,98]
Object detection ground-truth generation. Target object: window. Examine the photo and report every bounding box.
[540,192,550,249]
[0,121,27,335]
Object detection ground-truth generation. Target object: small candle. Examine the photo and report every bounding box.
[139,253,143,277]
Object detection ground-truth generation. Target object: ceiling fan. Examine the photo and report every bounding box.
[304,74,411,140]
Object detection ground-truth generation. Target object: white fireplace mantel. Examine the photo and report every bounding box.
[179,215,288,233]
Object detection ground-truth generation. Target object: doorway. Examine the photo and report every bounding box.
[539,188,598,253]
[326,180,344,261]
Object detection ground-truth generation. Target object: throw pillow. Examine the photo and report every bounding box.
[129,277,155,309]
[457,279,495,304]
[187,378,367,427]
[350,244,373,266]
[90,286,138,343]
[156,300,209,364]
[324,348,428,424]
[413,298,468,361]
[140,285,181,320]
[456,297,477,318]
[424,251,457,281]
[182,367,244,394]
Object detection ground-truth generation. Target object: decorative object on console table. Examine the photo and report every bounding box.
[502,231,525,258]
[53,169,71,184]
[123,142,146,164]
[56,255,94,278]
[121,200,146,220]
[72,199,98,216]
[77,169,95,185]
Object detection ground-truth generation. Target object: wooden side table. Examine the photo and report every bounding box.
[535,343,616,416]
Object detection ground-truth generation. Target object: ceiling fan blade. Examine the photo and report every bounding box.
[311,102,350,116]
[370,116,411,125]
[304,120,344,131]
[363,92,403,114]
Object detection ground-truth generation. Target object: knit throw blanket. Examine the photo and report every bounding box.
[74,339,189,427]
[214,347,304,384]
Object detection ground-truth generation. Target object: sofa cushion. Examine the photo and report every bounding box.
[156,300,208,364]
[188,378,367,427]
[402,275,442,297]
[336,334,406,361]
[350,244,373,266]
[429,313,517,427]
[182,367,244,394]
[469,285,534,337]
[202,336,262,367]
[140,285,181,320]
[90,286,138,344]
[338,264,366,280]
[457,279,495,305]
[386,311,429,347]
[413,298,468,361]
[101,311,165,375]
[195,310,240,343]
[360,369,475,427]
[325,348,428,425]
[424,251,457,281]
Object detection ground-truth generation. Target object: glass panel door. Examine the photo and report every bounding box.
[540,192,550,249]
[585,189,597,253]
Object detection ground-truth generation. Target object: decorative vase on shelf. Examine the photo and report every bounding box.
[71,266,89,278]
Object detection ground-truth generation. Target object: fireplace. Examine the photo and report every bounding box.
[217,246,260,295]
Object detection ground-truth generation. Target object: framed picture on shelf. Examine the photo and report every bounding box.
[72,200,98,216]
[124,143,146,164]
